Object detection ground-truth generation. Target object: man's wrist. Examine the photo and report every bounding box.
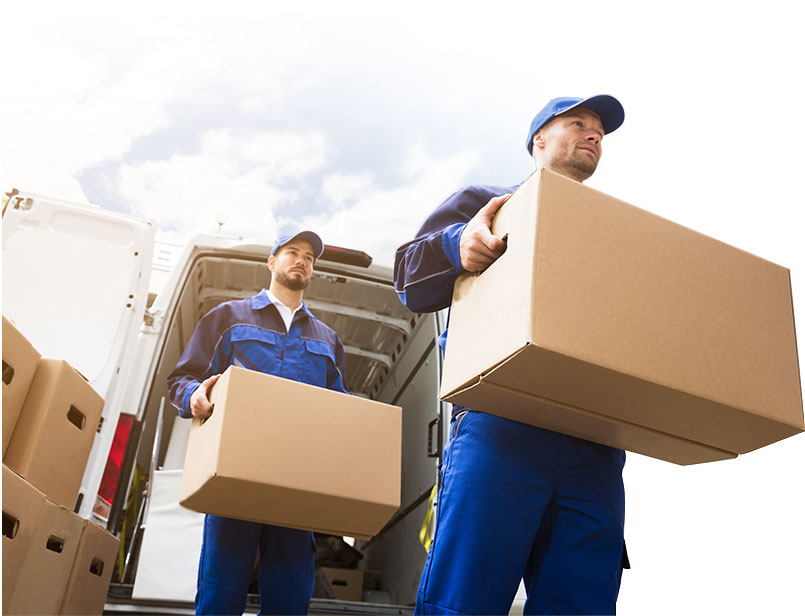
[441,222,468,272]
[182,383,201,418]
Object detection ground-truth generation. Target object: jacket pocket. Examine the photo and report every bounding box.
[228,325,283,372]
[303,338,336,386]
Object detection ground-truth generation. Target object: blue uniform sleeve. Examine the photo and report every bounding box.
[327,335,349,394]
[167,305,233,418]
[393,185,514,313]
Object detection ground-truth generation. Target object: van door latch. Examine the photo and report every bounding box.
[427,416,442,458]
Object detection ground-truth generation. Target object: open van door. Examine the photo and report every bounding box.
[2,190,155,518]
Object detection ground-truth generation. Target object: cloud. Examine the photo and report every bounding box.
[1,3,316,204]
[296,144,481,266]
[117,128,328,241]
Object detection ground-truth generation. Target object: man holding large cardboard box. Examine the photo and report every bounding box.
[394,95,629,615]
[168,231,347,615]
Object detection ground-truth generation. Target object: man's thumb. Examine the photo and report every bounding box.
[479,193,511,223]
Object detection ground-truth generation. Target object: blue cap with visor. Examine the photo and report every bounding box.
[526,95,625,155]
[270,231,324,260]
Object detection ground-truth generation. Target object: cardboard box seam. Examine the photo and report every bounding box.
[449,340,804,434]
[440,341,530,399]
[788,269,804,408]
[475,377,740,456]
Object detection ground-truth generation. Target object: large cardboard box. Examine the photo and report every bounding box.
[4,359,105,507]
[441,169,804,465]
[59,518,120,615]
[320,567,364,602]
[2,316,41,455]
[180,367,402,539]
[2,465,47,614]
[7,497,84,615]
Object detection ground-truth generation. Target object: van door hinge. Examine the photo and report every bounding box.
[143,308,163,328]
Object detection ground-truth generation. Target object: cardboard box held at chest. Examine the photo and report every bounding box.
[180,367,402,538]
[440,168,803,465]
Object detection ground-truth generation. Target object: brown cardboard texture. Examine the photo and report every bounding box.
[7,498,84,615]
[2,316,41,456]
[4,359,105,507]
[60,518,120,615]
[2,465,47,614]
[440,169,803,465]
[180,367,402,539]
[320,567,364,602]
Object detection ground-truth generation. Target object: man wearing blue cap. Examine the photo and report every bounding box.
[394,96,629,615]
[168,231,347,615]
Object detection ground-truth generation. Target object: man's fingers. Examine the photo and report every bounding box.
[477,193,511,223]
[459,194,511,271]
[204,373,221,392]
[190,374,222,419]
[481,231,507,255]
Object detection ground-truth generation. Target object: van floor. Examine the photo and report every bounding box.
[105,583,414,615]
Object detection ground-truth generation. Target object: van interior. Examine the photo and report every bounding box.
[107,245,444,613]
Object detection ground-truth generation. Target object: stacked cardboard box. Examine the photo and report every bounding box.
[2,316,41,455]
[2,465,120,615]
[441,169,804,465]
[320,567,364,602]
[180,366,402,539]
[60,517,121,615]
[2,465,46,614]
[2,317,119,614]
[4,358,105,507]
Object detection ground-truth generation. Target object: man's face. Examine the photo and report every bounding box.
[268,239,315,291]
[533,108,605,182]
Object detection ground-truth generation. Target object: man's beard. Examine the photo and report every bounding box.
[554,150,598,182]
[275,269,310,291]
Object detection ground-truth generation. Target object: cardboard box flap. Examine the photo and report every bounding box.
[440,341,530,400]
[181,473,394,540]
[478,343,803,455]
[444,366,736,466]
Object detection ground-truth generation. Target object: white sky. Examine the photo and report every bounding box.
[2,1,804,613]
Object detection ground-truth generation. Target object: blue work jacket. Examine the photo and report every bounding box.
[393,184,517,351]
[168,290,347,418]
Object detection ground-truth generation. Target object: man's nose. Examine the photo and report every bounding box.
[585,131,601,145]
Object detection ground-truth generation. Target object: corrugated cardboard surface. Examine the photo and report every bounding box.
[442,169,804,465]
[59,518,120,615]
[180,367,402,538]
[320,567,364,602]
[4,359,105,507]
[2,465,47,614]
[2,316,41,455]
[7,498,84,615]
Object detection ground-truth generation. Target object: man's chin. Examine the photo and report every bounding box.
[276,272,310,291]
[569,158,598,180]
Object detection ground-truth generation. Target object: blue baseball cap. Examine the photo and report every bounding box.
[270,231,324,260]
[526,95,625,154]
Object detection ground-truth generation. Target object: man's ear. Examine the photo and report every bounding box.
[532,131,545,152]
[267,255,276,274]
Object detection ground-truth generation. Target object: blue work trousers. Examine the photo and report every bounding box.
[196,514,316,615]
[417,411,628,615]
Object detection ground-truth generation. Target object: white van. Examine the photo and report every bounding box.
[3,189,450,614]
